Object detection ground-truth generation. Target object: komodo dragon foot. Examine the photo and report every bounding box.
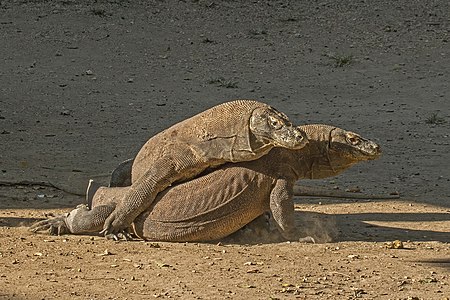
[30,203,134,241]
[29,213,71,235]
[29,204,91,236]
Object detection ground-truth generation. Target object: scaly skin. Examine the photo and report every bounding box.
[31,124,381,242]
[101,100,307,236]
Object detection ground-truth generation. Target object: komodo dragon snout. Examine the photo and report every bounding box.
[249,107,307,150]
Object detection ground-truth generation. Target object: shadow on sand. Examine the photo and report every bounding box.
[293,210,450,244]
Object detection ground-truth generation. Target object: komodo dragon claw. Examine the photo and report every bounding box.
[104,230,134,241]
[99,218,123,237]
[29,214,71,236]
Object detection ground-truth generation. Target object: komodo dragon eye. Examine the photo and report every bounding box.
[268,116,283,130]
[346,133,362,146]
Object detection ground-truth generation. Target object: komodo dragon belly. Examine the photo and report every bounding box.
[132,165,273,242]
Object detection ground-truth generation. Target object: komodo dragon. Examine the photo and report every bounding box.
[31,124,381,242]
[100,100,307,237]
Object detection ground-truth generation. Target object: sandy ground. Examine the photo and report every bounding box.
[0,0,449,299]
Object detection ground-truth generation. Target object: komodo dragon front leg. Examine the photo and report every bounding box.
[102,142,208,236]
[269,179,314,243]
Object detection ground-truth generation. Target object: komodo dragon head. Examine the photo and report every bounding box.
[298,124,381,179]
[327,127,380,160]
[249,106,308,150]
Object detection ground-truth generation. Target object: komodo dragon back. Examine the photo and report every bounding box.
[101,100,307,237]
[131,100,305,180]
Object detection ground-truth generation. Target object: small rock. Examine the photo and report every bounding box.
[385,240,404,249]
[156,262,171,268]
[346,187,361,193]
[97,249,114,256]
[246,269,260,273]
